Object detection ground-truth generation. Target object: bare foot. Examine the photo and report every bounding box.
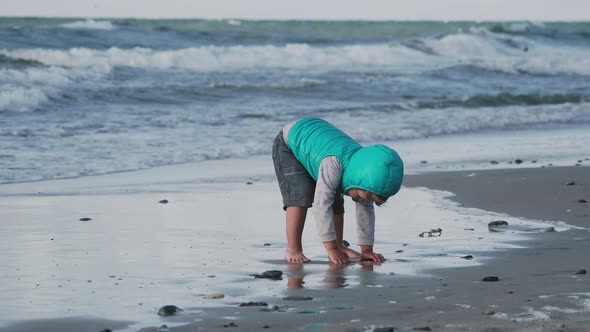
[285,249,311,263]
[340,246,361,260]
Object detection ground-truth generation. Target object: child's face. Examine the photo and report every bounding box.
[346,188,386,206]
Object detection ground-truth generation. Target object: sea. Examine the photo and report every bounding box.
[1,18,590,184]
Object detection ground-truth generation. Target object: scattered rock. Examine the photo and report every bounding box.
[373,327,395,332]
[158,199,169,204]
[79,217,92,221]
[483,309,496,315]
[488,220,509,232]
[239,301,268,307]
[342,239,350,247]
[203,293,224,299]
[263,325,270,329]
[253,270,283,280]
[566,181,576,186]
[263,243,271,246]
[100,329,112,332]
[395,250,404,253]
[420,160,428,164]
[282,296,313,301]
[506,290,515,294]
[246,181,253,185]
[157,305,183,316]
[159,325,168,331]
[464,228,474,231]
[490,160,499,165]
[575,269,587,275]
[461,255,474,260]
[413,327,432,331]
[419,228,442,237]
[482,276,500,282]
[544,227,556,232]
[514,159,523,164]
[224,322,238,328]
[578,199,588,203]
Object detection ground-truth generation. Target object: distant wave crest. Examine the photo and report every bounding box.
[2,31,590,76]
[60,19,115,30]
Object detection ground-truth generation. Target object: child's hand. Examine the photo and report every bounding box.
[360,245,385,262]
[360,251,385,262]
[327,248,350,265]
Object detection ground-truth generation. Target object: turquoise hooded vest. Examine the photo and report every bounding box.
[287,118,404,197]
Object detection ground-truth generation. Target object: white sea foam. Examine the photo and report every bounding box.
[60,19,115,30]
[0,85,48,112]
[0,66,110,112]
[2,34,589,76]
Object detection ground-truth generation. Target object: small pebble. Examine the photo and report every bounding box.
[203,293,224,299]
[544,227,556,232]
[282,296,313,301]
[263,325,270,329]
[489,220,508,227]
[514,159,523,164]
[483,309,496,315]
[157,305,182,316]
[158,199,169,204]
[461,255,474,259]
[482,276,500,282]
[79,217,92,221]
[566,181,576,186]
[578,199,588,203]
[224,322,238,328]
[575,269,587,275]
[253,270,283,280]
[100,329,112,332]
[239,301,268,307]
[263,243,271,246]
[373,328,395,332]
[490,160,499,165]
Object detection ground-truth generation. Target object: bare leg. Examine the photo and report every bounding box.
[285,206,311,263]
[333,213,361,259]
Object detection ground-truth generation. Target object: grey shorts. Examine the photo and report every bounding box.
[272,130,344,214]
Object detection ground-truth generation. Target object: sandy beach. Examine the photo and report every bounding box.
[1,160,588,332]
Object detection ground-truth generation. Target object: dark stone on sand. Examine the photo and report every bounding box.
[157,305,182,316]
[263,243,271,246]
[263,325,270,329]
[514,159,523,164]
[489,220,508,227]
[490,160,499,165]
[482,276,500,282]
[578,199,588,203]
[158,199,169,204]
[239,301,268,307]
[461,255,474,259]
[413,327,432,331]
[282,296,313,301]
[342,239,350,247]
[253,270,283,280]
[566,181,576,186]
[224,322,238,328]
[544,227,557,232]
[79,217,92,221]
[420,160,428,164]
[246,181,253,185]
[576,269,587,275]
[483,309,496,315]
[373,328,395,332]
[100,330,112,332]
[396,250,404,253]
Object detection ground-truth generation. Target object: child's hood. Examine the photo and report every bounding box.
[342,144,404,198]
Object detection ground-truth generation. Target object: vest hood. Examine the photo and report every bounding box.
[342,144,404,198]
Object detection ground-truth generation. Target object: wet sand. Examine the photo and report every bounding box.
[138,166,590,332]
[1,165,589,332]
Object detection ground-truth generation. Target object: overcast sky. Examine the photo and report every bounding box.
[1,0,589,21]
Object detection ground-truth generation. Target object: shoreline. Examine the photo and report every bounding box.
[1,165,589,332]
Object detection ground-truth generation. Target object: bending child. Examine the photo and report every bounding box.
[272,118,404,264]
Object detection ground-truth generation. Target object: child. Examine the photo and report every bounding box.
[272,118,404,264]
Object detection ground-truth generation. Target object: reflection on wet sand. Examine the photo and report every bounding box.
[286,261,382,289]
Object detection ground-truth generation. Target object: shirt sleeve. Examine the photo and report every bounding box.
[313,156,342,242]
[356,201,375,245]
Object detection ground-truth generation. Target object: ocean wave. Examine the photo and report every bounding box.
[0,85,48,112]
[0,44,436,72]
[2,32,589,76]
[0,66,110,112]
[60,19,116,30]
